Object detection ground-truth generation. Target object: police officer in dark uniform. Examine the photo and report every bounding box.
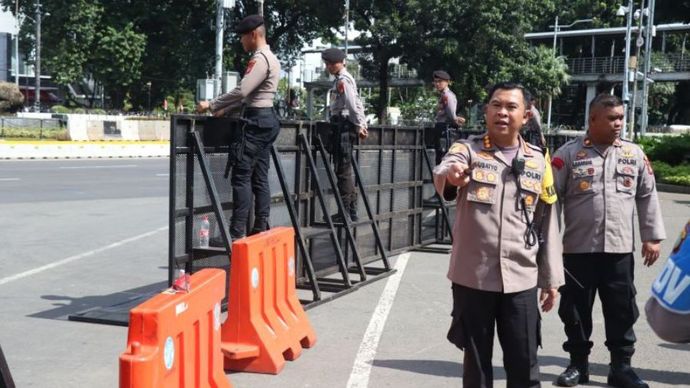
[197,15,281,240]
[321,48,368,223]
[431,70,465,165]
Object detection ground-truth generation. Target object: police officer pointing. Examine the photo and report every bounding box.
[322,48,368,222]
[197,14,281,239]
[552,94,666,388]
[434,82,564,387]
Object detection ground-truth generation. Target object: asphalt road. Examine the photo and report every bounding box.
[0,158,688,387]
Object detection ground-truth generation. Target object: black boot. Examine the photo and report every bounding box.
[555,354,589,387]
[348,205,358,222]
[249,217,270,236]
[607,354,649,388]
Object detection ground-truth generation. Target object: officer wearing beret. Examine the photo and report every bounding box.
[431,70,466,165]
[322,48,368,222]
[197,14,281,239]
[552,94,666,388]
[433,82,564,387]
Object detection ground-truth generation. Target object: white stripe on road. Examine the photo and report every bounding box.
[155,173,169,177]
[0,178,20,181]
[58,165,138,169]
[0,226,167,287]
[347,253,411,388]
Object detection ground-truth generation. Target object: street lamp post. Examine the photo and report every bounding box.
[14,0,19,87]
[547,17,593,129]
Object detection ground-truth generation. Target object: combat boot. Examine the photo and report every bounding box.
[555,354,589,387]
[607,354,649,388]
[249,216,270,236]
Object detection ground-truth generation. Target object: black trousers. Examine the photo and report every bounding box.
[329,117,357,212]
[558,252,638,358]
[449,283,541,388]
[230,108,280,238]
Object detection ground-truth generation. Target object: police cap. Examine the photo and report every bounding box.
[433,70,451,81]
[321,48,346,63]
[235,14,264,34]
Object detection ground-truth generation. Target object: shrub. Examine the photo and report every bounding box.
[639,134,690,165]
[651,161,690,187]
[50,105,70,114]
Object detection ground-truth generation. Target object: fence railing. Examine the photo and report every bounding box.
[567,54,690,75]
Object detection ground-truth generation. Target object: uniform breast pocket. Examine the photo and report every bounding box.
[518,176,541,212]
[616,164,638,195]
[571,165,595,195]
[467,169,499,205]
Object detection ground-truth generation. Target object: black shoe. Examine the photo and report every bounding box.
[250,217,270,236]
[329,213,346,224]
[556,364,589,387]
[423,196,440,206]
[607,366,649,388]
[349,210,359,222]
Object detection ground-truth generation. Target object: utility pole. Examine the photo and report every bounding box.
[630,0,646,140]
[547,16,558,129]
[14,0,19,87]
[344,0,350,56]
[214,0,224,97]
[258,0,264,16]
[34,0,41,112]
[640,0,656,136]
[621,0,634,139]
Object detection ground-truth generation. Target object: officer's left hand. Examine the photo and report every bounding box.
[642,240,662,266]
[358,127,369,139]
[540,288,559,312]
[455,116,466,126]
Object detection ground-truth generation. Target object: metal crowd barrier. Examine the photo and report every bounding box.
[168,115,456,305]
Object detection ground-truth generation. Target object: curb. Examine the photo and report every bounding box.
[657,183,690,195]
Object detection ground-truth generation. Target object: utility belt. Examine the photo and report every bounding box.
[224,106,279,178]
[315,115,355,157]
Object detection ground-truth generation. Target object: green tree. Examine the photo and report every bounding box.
[90,23,146,109]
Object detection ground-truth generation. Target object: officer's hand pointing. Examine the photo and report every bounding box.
[446,162,470,188]
[642,240,661,266]
[540,288,559,312]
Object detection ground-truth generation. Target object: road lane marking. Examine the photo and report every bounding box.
[0,178,20,181]
[58,165,138,169]
[156,173,169,177]
[0,226,167,286]
[347,253,411,388]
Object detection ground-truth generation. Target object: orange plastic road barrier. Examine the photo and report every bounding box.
[221,226,317,374]
[119,269,231,388]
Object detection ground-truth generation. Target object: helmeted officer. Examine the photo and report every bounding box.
[431,70,465,165]
[321,48,368,222]
[646,219,690,344]
[552,93,666,388]
[197,14,281,240]
[433,82,564,388]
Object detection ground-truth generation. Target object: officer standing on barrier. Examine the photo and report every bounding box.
[433,82,564,388]
[321,48,368,223]
[646,219,690,344]
[197,14,281,240]
[432,70,465,165]
[551,93,666,388]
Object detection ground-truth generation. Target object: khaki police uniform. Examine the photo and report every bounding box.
[210,44,281,238]
[552,135,666,360]
[433,133,564,388]
[328,67,366,220]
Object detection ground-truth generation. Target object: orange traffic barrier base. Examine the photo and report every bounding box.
[119,268,231,388]
[221,226,317,374]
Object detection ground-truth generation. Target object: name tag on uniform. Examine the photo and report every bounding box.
[572,166,596,179]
